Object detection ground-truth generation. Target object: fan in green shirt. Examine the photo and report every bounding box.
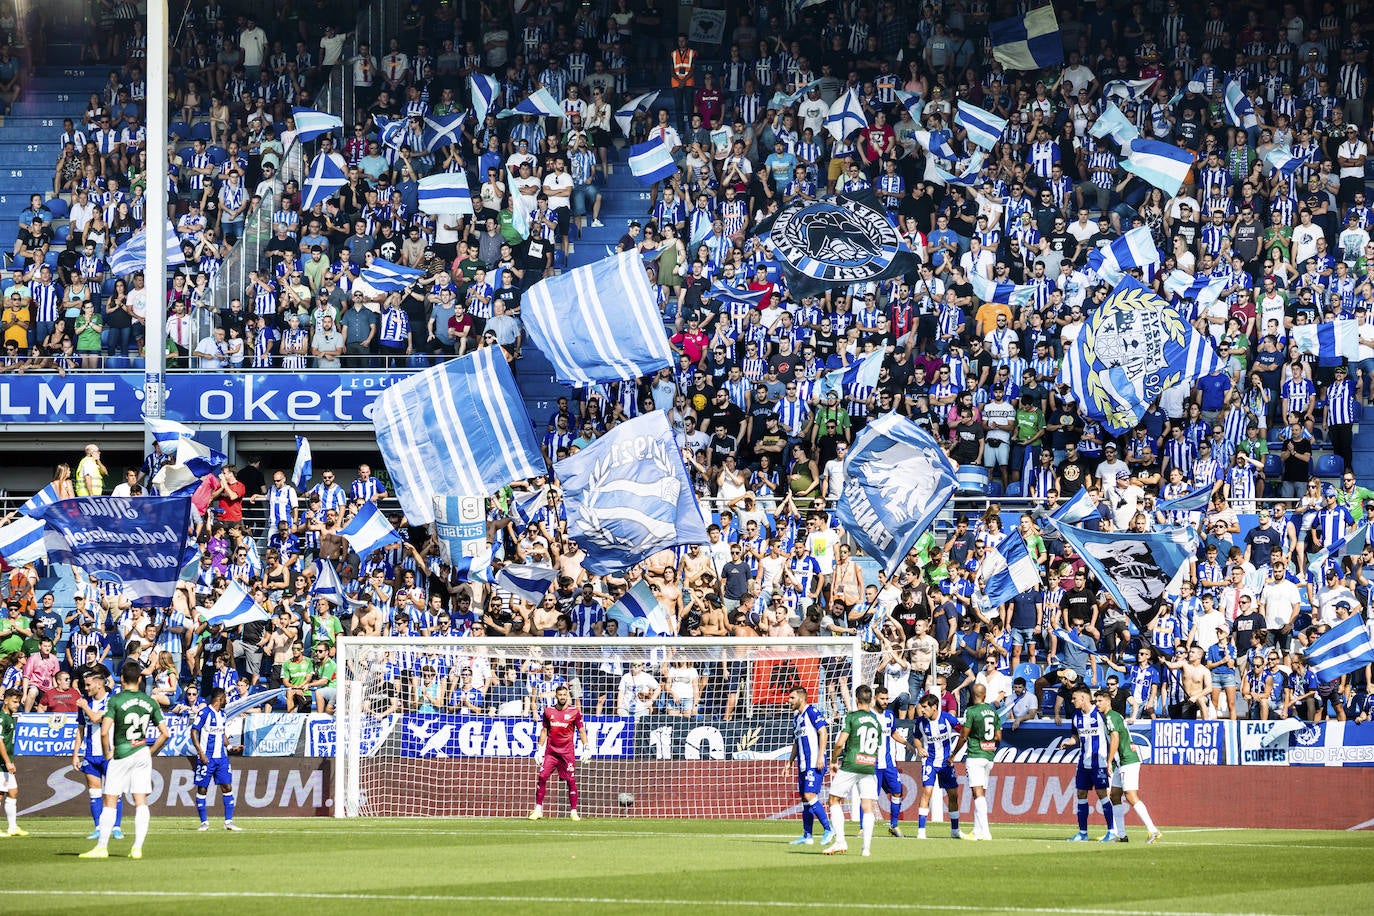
[1095,690,1160,844]
[282,642,315,713]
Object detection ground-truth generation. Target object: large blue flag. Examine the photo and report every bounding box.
[1053,523,1197,620]
[555,411,709,575]
[835,412,958,574]
[523,250,674,385]
[301,153,349,209]
[360,257,425,293]
[339,501,403,561]
[1058,275,1222,434]
[979,529,1042,608]
[108,221,187,276]
[1306,614,1374,682]
[38,497,194,607]
[373,347,545,525]
[605,579,674,636]
[627,136,679,184]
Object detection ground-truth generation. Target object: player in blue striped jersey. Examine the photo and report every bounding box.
[786,687,834,846]
[912,694,963,840]
[193,688,243,832]
[73,672,123,841]
[873,687,916,837]
[1061,685,1115,841]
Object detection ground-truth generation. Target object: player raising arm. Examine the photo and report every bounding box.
[786,686,834,846]
[529,685,589,821]
[824,684,882,857]
[1096,689,1161,844]
[954,682,1002,841]
[1060,684,1115,842]
[912,693,963,840]
[193,687,243,832]
[81,661,170,859]
[73,672,123,841]
[873,686,916,838]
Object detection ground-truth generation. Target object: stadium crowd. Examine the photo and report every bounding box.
[2,0,1374,730]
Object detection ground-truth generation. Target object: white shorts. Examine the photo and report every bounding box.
[966,757,994,789]
[1110,761,1140,792]
[104,748,153,797]
[829,769,879,801]
[0,771,16,793]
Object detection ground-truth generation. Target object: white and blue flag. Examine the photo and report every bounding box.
[1306,614,1374,682]
[1058,275,1221,434]
[605,579,674,636]
[498,87,563,119]
[452,550,494,584]
[470,74,500,124]
[421,111,466,151]
[1102,77,1157,103]
[932,151,987,187]
[417,171,475,215]
[0,514,47,565]
[614,90,660,136]
[979,529,1042,607]
[1292,320,1360,361]
[819,348,884,401]
[1086,226,1160,283]
[1223,81,1258,128]
[292,436,313,490]
[627,136,678,184]
[989,5,1064,70]
[1120,138,1195,197]
[823,87,868,142]
[175,436,227,478]
[912,129,959,161]
[523,250,674,385]
[1054,523,1198,618]
[434,495,491,566]
[373,348,545,526]
[970,268,1035,307]
[955,101,1007,151]
[108,221,186,276]
[204,580,269,628]
[1155,482,1215,514]
[291,106,344,141]
[1050,488,1099,527]
[18,484,61,519]
[835,412,958,574]
[360,257,425,293]
[493,563,559,604]
[339,500,403,561]
[301,153,349,209]
[893,90,924,122]
[1163,270,1229,310]
[1263,147,1303,179]
[1088,102,1140,144]
[555,410,709,576]
[146,417,196,449]
[707,282,767,309]
[310,559,346,606]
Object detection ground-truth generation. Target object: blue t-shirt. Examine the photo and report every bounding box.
[1196,373,1232,411]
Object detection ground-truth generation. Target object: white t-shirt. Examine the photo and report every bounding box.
[1292,223,1322,265]
[541,171,574,210]
[1259,579,1301,630]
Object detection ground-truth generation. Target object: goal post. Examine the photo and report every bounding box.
[334,636,874,819]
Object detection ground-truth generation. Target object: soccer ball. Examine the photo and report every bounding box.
[617,792,635,808]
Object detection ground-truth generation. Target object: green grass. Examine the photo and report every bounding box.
[5,817,1372,915]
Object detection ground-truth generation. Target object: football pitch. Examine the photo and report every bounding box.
[5,818,1371,914]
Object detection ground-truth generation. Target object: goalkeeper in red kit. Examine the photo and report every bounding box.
[529,685,590,820]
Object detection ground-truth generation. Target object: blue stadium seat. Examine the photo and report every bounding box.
[100,277,116,297]
[45,197,69,219]
[168,120,191,140]
[106,355,130,369]
[1315,454,1344,478]
[1013,662,1041,684]
[53,224,70,245]
[177,146,194,165]
[206,145,228,166]
[44,251,59,268]
[1006,481,1022,497]
[130,357,146,369]
[551,249,568,270]
[988,480,1004,498]
[1262,454,1283,478]
[190,122,212,141]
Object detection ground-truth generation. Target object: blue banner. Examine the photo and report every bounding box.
[1150,720,1227,765]
[0,372,411,424]
[242,713,307,756]
[39,497,194,608]
[14,713,79,756]
[397,714,634,759]
[1238,720,1374,767]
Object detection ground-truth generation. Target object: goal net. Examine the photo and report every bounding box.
[334,636,873,819]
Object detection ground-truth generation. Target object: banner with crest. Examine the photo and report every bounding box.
[555,411,710,575]
[755,191,920,296]
[1058,276,1222,435]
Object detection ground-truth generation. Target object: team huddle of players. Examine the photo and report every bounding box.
[788,681,1162,854]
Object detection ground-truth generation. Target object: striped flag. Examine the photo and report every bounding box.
[1120,138,1195,197]
[932,151,986,187]
[340,501,404,561]
[417,171,475,215]
[513,487,551,529]
[301,152,349,209]
[1103,77,1157,103]
[823,87,869,142]
[1292,320,1361,361]
[452,550,493,584]
[523,250,674,385]
[1086,226,1160,283]
[912,129,959,161]
[894,89,924,122]
[627,136,678,184]
[1163,270,1229,310]
[605,579,673,636]
[292,436,313,490]
[1223,81,1258,129]
[819,348,884,401]
[470,74,500,124]
[1307,535,1349,579]
[493,563,559,603]
[0,514,47,565]
[1263,147,1303,178]
[1155,482,1215,514]
[18,484,61,519]
[204,580,270,628]
[372,347,545,525]
[1050,487,1099,527]
[151,462,200,496]
[970,269,1035,307]
[989,5,1064,70]
[108,221,186,276]
[291,106,344,141]
[146,417,197,448]
[1054,627,1108,659]
[1089,102,1140,144]
[311,559,346,606]
[955,101,1007,150]
[498,87,563,119]
[175,436,226,478]
[614,90,660,136]
[979,529,1042,607]
[1306,614,1374,682]
[360,257,425,293]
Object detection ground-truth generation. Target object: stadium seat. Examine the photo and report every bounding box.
[1006,482,1022,496]
[190,122,212,141]
[1262,454,1283,479]
[100,277,116,297]
[1315,454,1344,478]
[130,357,146,369]
[45,197,69,219]
[1012,662,1041,684]
[552,249,568,270]
[177,146,194,165]
[206,145,228,166]
[53,224,70,245]
[168,120,190,140]
[106,355,130,369]
[988,480,1004,498]
[44,251,58,268]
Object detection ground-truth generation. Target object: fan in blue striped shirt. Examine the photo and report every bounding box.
[1063,686,1115,840]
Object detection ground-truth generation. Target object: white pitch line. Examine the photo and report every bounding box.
[0,889,1302,916]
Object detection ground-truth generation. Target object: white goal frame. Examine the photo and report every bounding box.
[333,636,865,818]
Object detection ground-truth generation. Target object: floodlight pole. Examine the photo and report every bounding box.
[143,0,170,455]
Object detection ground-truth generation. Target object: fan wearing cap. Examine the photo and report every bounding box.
[1094,443,1129,494]
[1312,483,1354,556]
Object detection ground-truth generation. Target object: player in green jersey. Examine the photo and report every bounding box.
[954,683,1002,841]
[1095,690,1161,844]
[0,688,25,837]
[81,661,170,860]
[824,684,882,857]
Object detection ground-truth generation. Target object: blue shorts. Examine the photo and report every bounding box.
[797,768,824,797]
[194,758,233,789]
[1213,670,1239,689]
[877,766,903,796]
[921,762,959,789]
[1076,765,1110,791]
[1011,626,1037,648]
[80,756,109,780]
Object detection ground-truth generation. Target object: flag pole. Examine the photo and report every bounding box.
[144,0,171,456]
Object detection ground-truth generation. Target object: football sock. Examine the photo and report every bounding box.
[828,803,845,843]
[566,779,578,812]
[1133,801,1157,834]
[96,805,116,848]
[810,800,831,831]
[918,808,928,831]
[974,796,989,835]
[1077,801,1089,833]
[534,775,549,806]
[860,810,874,853]
[133,805,150,849]
[801,807,814,835]
[1113,803,1127,836]
[114,797,123,827]
[949,811,959,833]
[223,793,235,822]
[4,797,15,831]
[889,799,900,829]
[89,789,102,826]
[196,795,208,824]
[1101,799,1114,830]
